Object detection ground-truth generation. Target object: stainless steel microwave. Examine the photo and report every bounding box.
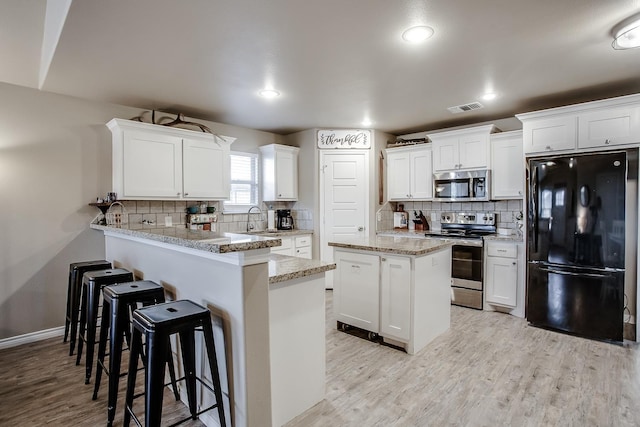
[433,169,490,202]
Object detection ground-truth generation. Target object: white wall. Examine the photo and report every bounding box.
[0,82,282,340]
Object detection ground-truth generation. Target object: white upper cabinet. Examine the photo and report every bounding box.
[578,105,640,149]
[517,93,640,155]
[490,131,524,199]
[108,118,235,200]
[260,144,300,201]
[428,124,496,172]
[122,130,183,198]
[520,116,577,155]
[386,145,433,201]
[182,137,228,199]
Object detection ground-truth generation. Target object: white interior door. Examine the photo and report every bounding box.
[320,151,369,289]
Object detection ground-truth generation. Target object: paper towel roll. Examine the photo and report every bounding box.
[267,209,276,231]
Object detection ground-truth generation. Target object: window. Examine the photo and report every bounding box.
[224,151,259,212]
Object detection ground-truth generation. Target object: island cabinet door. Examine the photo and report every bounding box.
[334,250,380,333]
[380,255,411,341]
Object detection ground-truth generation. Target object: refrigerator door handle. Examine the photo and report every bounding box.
[539,267,611,279]
[531,164,539,252]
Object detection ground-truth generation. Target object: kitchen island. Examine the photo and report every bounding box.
[90,223,335,427]
[329,235,452,354]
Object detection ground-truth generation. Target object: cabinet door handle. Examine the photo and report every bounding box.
[177,192,181,196]
[512,262,517,265]
[358,226,364,231]
[605,139,611,145]
[351,265,361,268]
[545,145,552,150]
[406,194,410,198]
[381,258,386,262]
[278,193,282,197]
[184,193,189,196]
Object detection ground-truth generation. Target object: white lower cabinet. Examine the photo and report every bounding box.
[294,235,312,259]
[271,234,313,258]
[271,237,294,256]
[333,246,452,354]
[333,250,380,332]
[380,255,411,341]
[485,241,519,308]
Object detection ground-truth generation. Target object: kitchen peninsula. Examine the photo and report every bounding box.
[329,236,452,354]
[90,223,335,427]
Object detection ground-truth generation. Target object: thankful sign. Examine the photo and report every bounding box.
[317,129,371,149]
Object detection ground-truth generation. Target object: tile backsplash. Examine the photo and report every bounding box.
[377,199,523,233]
[103,200,313,232]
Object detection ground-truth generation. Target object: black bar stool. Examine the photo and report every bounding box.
[64,260,112,355]
[124,300,226,427]
[76,268,134,384]
[93,280,180,426]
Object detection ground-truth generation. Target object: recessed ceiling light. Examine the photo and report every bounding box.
[259,89,280,98]
[402,26,435,43]
[482,93,497,101]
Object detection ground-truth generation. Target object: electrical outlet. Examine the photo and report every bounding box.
[377,212,382,221]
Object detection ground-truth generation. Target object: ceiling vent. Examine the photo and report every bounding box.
[447,101,484,114]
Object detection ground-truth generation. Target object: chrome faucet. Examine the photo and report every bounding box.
[246,205,263,232]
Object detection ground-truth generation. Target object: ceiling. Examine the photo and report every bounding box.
[1,0,640,135]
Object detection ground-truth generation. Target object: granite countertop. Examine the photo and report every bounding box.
[484,234,524,243]
[380,229,524,243]
[329,235,452,256]
[244,229,314,237]
[376,229,428,238]
[90,223,281,254]
[268,254,336,284]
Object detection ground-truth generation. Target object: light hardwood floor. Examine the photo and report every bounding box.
[286,291,640,427]
[2,292,639,426]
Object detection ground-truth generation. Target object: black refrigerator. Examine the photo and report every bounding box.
[527,151,630,342]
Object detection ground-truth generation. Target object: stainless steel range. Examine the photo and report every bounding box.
[425,212,496,310]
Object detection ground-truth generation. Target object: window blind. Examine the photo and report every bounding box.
[226,152,259,207]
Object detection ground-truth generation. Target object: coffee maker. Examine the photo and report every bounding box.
[276,209,294,230]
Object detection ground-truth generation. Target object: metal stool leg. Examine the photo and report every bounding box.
[124,328,143,427]
[63,269,74,343]
[92,298,112,400]
[84,280,100,384]
[179,328,198,419]
[203,319,227,427]
[75,283,88,366]
[145,330,168,427]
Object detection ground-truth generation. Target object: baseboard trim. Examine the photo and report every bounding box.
[0,326,64,350]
